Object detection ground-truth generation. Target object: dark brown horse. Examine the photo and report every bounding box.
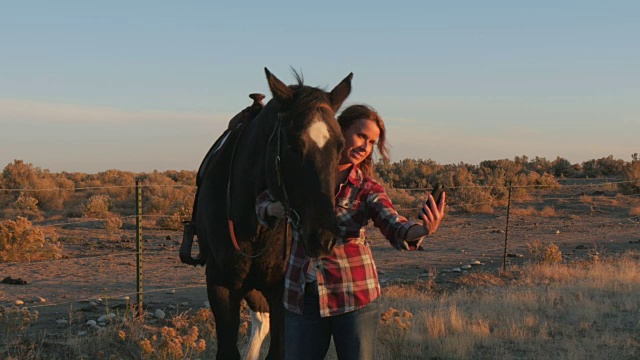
[195,68,352,359]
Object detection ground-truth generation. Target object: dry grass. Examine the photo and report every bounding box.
[630,207,640,217]
[511,206,557,217]
[374,250,640,359]
[4,253,640,359]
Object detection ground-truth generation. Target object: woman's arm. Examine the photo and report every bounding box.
[369,182,446,251]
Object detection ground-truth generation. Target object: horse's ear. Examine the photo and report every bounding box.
[265,67,293,102]
[329,72,353,112]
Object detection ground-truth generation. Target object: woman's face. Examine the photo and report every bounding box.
[339,118,380,167]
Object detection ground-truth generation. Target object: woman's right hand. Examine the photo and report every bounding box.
[266,201,286,219]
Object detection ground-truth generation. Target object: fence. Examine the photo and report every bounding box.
[1,179,639,315]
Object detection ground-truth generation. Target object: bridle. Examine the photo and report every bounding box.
[227,102,335,259]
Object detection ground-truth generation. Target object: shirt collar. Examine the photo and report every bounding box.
[346,165,363,187]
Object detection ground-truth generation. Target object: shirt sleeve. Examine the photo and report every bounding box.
[255,190,281,228]
[366,181,423,250]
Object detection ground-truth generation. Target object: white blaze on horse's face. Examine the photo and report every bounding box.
[307,117,331,149]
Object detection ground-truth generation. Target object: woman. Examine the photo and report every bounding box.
[256,104,446,360]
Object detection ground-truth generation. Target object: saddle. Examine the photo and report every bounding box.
[179,93,265,266]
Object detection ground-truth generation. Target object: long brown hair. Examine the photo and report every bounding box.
[337,104,390,176]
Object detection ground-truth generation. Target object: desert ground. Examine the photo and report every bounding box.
[2,178,639,344]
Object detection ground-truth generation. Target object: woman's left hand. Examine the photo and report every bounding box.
[419,192,446,235]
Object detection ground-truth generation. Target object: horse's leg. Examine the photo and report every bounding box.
[207,269,242,359]
[263,282,285,360]
[243,290,270,360]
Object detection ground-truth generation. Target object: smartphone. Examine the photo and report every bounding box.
[430,183,445,204]
[418,183,445,219]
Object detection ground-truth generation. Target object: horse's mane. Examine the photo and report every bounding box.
[282,70,334,121]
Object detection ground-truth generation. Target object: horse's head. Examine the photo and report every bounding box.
[264,68,352,258]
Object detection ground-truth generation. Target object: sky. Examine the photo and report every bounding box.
[1,1,638,173]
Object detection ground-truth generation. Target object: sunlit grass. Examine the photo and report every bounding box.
[4,251,640,359]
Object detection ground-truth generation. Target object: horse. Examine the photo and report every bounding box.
[195,68,353,359]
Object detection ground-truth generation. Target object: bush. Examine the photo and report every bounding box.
[105,215,123,240]
[156,193,193,230]
[82,194,113,219]
[526,240,562,265]
[6,194,43,220]
[619,154,640,194]
[0,217,62,262]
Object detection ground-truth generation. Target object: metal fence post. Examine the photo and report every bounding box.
[136,180,143,317]
[502,182,513,271]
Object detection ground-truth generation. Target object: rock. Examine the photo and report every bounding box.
[166,290,176,294]
[204,301,210,308]
[86,320,97,327]
[180,302,189,306]
[2,277,28,285]
[98,313,116,323]
[89,301,98,306]
[55,319,68,325]
[419,273,431,278]
[168,305,176,310]
[120,296,130,301]
[452,268,462,273]
[556,230,560,234]
[15,300,25,306]
[471,260,482,266]
[78,331,87,337]
[461,265,472,270]
[154,309,165,319]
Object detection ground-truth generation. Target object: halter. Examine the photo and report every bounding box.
[227,102,335,259]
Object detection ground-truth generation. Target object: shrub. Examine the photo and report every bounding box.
[156,193,193,230]
[82,194,113,219]
[526,240,562,265]
[7,194,43,220]
[105,215,123,240]
[619,155,640,194]
[0,217,62,262]
[378,307,413,359]
[455,185,494,213]
[0,306,39,344]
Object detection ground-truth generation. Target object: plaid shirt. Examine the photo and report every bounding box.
[256,166,423,317]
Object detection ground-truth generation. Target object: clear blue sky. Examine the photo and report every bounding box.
[1,1,638,173]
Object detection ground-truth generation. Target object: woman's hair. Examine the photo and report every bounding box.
[337,104,390,176]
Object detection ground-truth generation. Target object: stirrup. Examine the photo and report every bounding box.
[179,222,205,266]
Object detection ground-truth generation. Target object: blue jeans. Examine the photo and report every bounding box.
[284,284,380,360]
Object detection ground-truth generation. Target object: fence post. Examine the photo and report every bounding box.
[502,182,513,271]
[136,180,143,317]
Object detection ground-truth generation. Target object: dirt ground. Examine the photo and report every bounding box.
[2,182,639,338]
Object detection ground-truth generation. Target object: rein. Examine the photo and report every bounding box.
[226,103,335,259]
[225,115,299,260]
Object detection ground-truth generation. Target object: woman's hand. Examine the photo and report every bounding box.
[266,201,286,219]
[419,192,446,235]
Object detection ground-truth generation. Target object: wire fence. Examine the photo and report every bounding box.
[1,179,639,311]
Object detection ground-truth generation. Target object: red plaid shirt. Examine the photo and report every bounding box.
[256,166,423,317]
